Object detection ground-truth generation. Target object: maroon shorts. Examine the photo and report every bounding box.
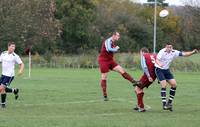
[138,72,157,89]
[98,60,118,73]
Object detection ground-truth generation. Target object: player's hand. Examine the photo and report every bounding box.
[158,64,164,68]
[192,49,198,54]
[17,71,23,76]
[148,77,153,82]
[116,46,120,50]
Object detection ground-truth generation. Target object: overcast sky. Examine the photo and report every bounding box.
[136,0,185,6]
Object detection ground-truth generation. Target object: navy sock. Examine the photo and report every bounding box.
[168,87,176,104]
[161,88,167,106]
[5,87,13,93]
[1,94,7,104]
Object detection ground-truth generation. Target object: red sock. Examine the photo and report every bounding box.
[101,80,107,97]
[121,72,134,83]
[137,92,144,108]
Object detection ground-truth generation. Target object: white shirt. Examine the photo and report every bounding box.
[155,48,182,69]
[0,51,23,77]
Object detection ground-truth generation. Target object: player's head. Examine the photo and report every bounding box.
[140,47,149,55]
[112,32,120,41]
[165,42,173,53]
[8,41,16,53]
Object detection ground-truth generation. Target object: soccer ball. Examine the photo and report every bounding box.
[159,9,169,18]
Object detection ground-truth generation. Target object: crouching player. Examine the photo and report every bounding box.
[133,47,157,112]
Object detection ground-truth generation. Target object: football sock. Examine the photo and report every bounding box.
[101,80,107,97]
[137,92,144,108]
[5,87,13,93]
[168,87,176,104]
[161,88,167,106]
[1,94,7,104]
[121,72,134,83]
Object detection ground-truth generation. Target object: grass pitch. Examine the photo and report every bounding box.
[0,68,200,127]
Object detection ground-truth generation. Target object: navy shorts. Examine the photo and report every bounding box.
[0,75,14,86]
[155,68,174,81]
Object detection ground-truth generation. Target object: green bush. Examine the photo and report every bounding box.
[22,53,200,72]
[171,57,200,72]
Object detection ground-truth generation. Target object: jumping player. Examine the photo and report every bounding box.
[133,47,157,112]
[98,32,139,101]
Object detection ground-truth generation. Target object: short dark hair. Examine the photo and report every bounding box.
[112,31,119,35]
[140,47,149,53]
[8,41,15,47]
[166,42,172,46]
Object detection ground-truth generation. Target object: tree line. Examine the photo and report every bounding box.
[0,0,199,55]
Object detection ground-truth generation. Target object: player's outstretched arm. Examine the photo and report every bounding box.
[182,49,198,57]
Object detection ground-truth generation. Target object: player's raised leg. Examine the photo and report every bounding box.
[5,87,19,100]
[112,65,137,84]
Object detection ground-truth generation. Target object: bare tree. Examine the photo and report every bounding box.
[180,0,200,49]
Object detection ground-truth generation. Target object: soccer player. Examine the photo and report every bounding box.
[155,43,198,111]
[98,32,139,101]
[133,47,157,112]
[0,42,24,108]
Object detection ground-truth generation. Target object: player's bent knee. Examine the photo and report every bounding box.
[160,81,167,88]
[170,83,176,88]
[135,86,143,94]
[101,73,107,80]
[0,85,3,90]
[0,86,5,93]
[168,79,177,87]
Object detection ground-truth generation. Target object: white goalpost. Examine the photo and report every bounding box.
[28,50,31,78]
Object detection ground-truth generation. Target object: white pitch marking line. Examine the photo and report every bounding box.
[18,98,152,111]
[145,104,152,110]
[1,112,130,119]
[23,100,100,106]
[20,98,130,106]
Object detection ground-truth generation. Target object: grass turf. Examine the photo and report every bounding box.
[0,68,200,127]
